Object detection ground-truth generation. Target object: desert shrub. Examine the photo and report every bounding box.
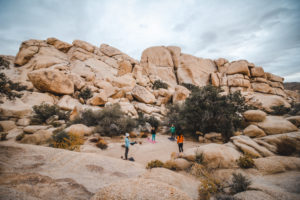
[146,116,159,129]
[0,57,10,69]
[78,87,93,100]
[96,139,108,149]
[181,82,199,92]
[163,160,180,171]
[146,160,164,169]
[276,137,297,156]
[237,154,254,169]
[137,112,159,129]
[0,73,27,100]
[189,163,210,177]
[163,103,184,130]
[0,133,8,141]
[51,131,84,151]
[165,85,246,142]
[289,102,300,116]
[195,150,204,164]
[73,104,137,136]
[230,173,251,194]
[32,103,69,124]
[89,137,99,143]
[16,133,25,141]
[270,105,290,115]
[198,178,220,200]
[152,80,168,90]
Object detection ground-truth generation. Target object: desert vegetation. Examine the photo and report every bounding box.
[72,104,137,136]
[237,154,255,169]
[164,85,248,142]
[152,80,168,90]
[31,103,70,124]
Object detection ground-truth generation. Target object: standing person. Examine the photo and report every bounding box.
[170,124,176,139]
[124,133,130,160]
[151,127,156,143]
[177,133,184,152]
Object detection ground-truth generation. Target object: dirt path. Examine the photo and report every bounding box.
[81,133,202,166]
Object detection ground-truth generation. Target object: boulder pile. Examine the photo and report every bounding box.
[0,38,294,121]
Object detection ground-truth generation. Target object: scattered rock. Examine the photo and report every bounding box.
[243,110,267,122]
[57,95,81,111]
[254,156,300,174]
[21,129,52,145]
[0,120,16,132]
[243,124,266,138]
[65,124,94,137]
[24,125,49,134]
[256,116,298,135]
[173,158,192,170]
[132,85,156,104]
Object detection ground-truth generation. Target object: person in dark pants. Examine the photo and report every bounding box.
[124,133,130,160]
[151,127,156,143]
[177,133,184,152]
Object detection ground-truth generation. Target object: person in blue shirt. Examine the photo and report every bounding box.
[124,133,130,160]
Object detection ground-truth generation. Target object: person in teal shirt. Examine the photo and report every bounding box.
[170,124,176,139]
[124,133,130,160]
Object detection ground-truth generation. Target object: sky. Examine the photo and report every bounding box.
[0,0,299,82]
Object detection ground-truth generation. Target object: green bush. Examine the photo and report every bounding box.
[31,103,69,124]
[270,105,290,115]
[146,160,164,169]
[0,73,27,100]
[237,154,254,169]
[181,82,199,92]
[78,87,93,100]
[164,85,246,142]
[72,104,137,136]
[230,173,251,194]
[276,137,297,156]
[152,80,168,90]
[137,112,159,129]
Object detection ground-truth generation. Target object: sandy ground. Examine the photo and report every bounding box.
[81,133,202,166]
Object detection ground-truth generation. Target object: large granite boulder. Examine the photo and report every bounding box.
[132,85,156,104]
[28,69,74,95]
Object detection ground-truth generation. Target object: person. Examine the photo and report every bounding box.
[177,133,184,152]
[124,133,130,160]
[170,124,176,139]
[151,127,156,143]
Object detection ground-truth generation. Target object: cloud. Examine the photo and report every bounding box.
[0,0,299,81]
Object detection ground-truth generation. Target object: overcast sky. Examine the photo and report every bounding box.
[0,0,299,81]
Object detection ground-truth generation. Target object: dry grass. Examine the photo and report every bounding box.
[146,160,164,169]
[237,154,254,169]
[96,139,108,150]
[276,137,297,156]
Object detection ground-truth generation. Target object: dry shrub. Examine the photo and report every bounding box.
[146,160,164,169]
[16,133,25,141]
[163,160,180,171]
[276,137,297,156]
[237,154,254,169]
[230,173,251,194]
[189,163,210,178]
[96,139,108,150]
[51,131,84,151]
[198,178,221,200]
